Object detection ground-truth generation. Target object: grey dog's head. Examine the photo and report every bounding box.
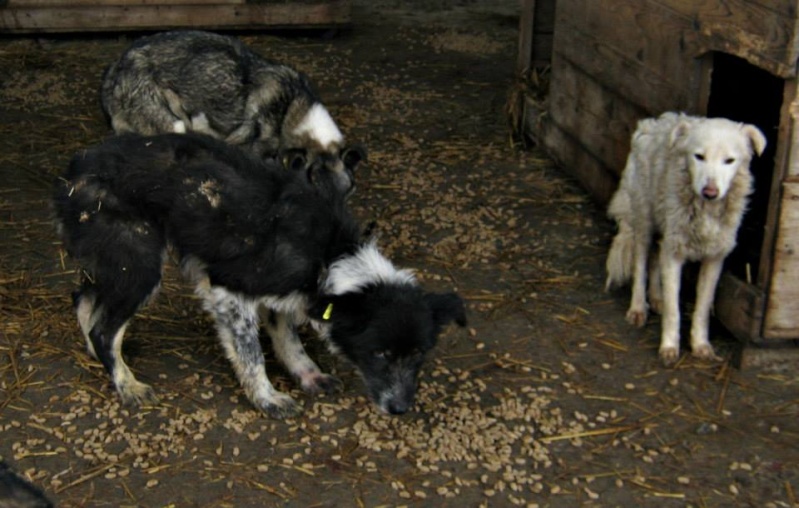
[280,144,366,199]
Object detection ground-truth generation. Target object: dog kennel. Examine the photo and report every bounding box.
[0,0,350,33]
[518,0,799,361]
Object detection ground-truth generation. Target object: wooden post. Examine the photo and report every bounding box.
[516,0,536,75]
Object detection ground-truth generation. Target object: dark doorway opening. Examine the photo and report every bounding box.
[705,52,783,285]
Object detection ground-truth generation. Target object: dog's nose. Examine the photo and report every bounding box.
[702,185,719,200]
[387,399,410,415]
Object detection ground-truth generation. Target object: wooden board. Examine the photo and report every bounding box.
[517,0,556,74]
[687,0,799,78]
[552,0,702,115]
[5,0,243,5]
[714,272,766,343]
[0,0,351,32]
[529,98,619,204]
[516,0,536,74]
[739,341,799,371]
[764,179,799,338]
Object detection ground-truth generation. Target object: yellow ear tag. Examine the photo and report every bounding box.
[322,303,334,321]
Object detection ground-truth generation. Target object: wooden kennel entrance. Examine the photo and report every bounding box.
[519,0,799,358]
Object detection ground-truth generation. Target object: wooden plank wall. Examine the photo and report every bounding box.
[543,0,703,203]
[764,180,799,337]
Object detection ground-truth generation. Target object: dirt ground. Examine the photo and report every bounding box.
[1,1,798,507]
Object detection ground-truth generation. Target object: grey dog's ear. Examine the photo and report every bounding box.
[742,124,767,156]
[280,148,308,172]
[341,144,367,171]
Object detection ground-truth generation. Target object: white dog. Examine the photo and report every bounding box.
[605,112,766,365]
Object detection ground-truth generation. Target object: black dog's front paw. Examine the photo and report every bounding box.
[301,372,342,395]
[256,391,303,419]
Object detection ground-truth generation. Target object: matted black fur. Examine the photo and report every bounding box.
[54,133,465,417]
[0,460,53,508]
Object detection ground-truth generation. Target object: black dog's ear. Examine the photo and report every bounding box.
[425,292,467,328]
[281,148,308,172]
[341,144,367,171]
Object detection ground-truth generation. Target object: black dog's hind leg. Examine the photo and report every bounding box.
[71,220,165,406]
[263,310,342,395]
[75,278,161,406]
[199,285,302,418]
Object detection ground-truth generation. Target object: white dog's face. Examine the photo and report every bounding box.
[671,118,766,200]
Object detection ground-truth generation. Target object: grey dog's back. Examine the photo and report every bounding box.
[101,30,315,155]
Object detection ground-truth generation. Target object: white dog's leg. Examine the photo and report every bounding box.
[659,249,684,366]
[690,257,724,362]
[263,309,342,395]
[647,247,662,314]
[626,233,650,327]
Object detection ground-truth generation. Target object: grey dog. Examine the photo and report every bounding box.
[101,30,364,197]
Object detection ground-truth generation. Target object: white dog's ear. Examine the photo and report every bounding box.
[742,124,767,156]
[669,121,691,148]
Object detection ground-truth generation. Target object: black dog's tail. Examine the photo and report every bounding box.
[0,460,54,508]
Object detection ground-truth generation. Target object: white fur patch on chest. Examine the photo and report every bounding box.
[324,242,417,295]
[292,103,343,149]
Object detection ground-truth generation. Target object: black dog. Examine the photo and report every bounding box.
[54,133,465,417]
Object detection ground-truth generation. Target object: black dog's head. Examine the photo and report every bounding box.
[280,144,366,200]
[311,284,466,414]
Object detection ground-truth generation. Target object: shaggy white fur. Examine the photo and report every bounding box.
[605,112,766,365]
[324,241,417,296]
[292,103,344,150]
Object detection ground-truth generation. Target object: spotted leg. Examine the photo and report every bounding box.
[263,309,342,395]
[201,286,301,418]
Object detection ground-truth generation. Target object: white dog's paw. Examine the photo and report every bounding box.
[626,307,648,327]
[649,296,663,315]
[659,346,680,367]
[691,343,722,363]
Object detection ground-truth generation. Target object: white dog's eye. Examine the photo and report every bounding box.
[694,153,705,161]
[724,157,735,164]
